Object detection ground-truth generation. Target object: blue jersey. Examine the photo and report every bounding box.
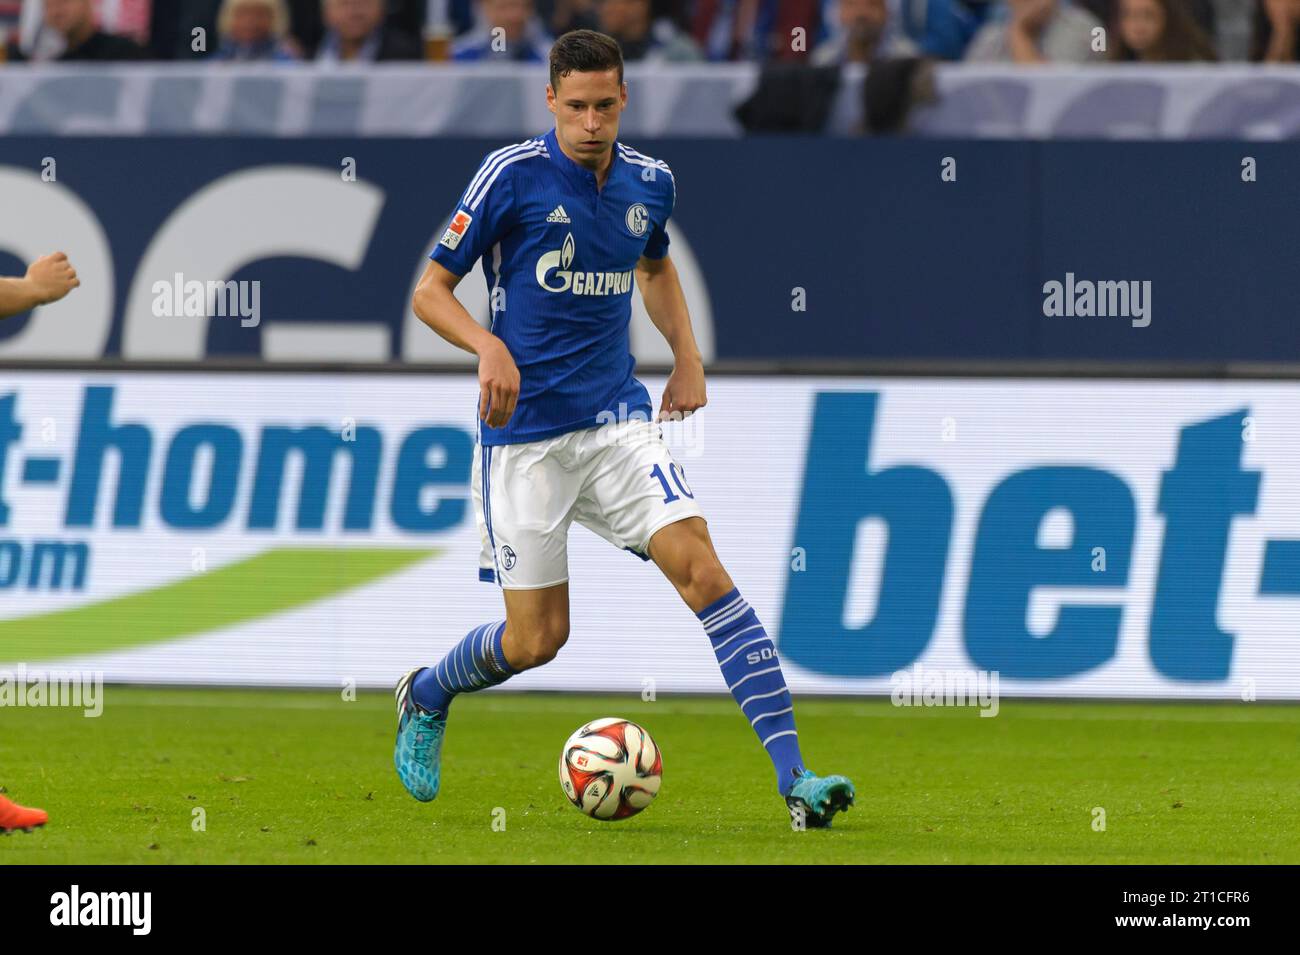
[430,127,675,446]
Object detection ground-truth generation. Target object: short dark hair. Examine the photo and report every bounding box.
[549,30,624,93]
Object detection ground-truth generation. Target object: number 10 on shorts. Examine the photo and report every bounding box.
[650,463,694,503]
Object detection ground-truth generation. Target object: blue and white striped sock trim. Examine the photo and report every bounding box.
[710,622,763,652]
[701,595,750,637]
[752,707,794,728]
[759,729,798,748]
[481,620,511,679]
[727,666,783,692]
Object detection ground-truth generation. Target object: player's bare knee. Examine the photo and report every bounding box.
[514,621,569,669]
[535,623,570,665]
[683,555,732,607]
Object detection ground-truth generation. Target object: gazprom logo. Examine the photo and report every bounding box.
[535,232,633,296]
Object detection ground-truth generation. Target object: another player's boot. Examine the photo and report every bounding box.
[785,770,855,829]
[0,794,48,834]
[393,668,446,802]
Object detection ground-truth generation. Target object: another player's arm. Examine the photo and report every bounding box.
[635,253,706,421]
[412,259,520,429]
[0,252,79,319]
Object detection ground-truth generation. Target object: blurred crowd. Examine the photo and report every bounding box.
[1,0,1298,66]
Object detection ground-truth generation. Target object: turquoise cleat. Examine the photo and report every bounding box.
[394,668,445,802]
[785,770,855,828]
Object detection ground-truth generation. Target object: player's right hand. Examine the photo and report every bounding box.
[478,338,520,429]
[25,252,80,305]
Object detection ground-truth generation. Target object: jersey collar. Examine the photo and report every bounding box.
[544,127,621,193]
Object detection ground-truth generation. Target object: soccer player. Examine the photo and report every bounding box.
[0,795,48,835]
[0,250,77,835]
[396,30,854,827]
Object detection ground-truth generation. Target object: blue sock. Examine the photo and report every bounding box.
[698,588,805,795]
[411,620,516,718]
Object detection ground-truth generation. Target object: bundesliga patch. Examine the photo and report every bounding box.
[440,210,473,250]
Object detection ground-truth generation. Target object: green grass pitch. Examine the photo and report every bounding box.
[4,688,1298,864]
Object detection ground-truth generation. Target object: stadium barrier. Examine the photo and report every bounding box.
[1,63,1299,139]
[2,136,1299,367]
[1,367,1297,700]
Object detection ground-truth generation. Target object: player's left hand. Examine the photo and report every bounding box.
[659,358,707,422]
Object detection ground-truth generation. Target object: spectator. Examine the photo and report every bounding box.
[539,0,600,35]
[536,1,684,40]
[281,2,476,58]
[1082,0,1216,39]
[1097,1,1255,60]
[213,0,301,59]
[894,0,998,60]
[734,61,843,130]
[812,0,918,65]
[691,0,828,62]
[1110,0,1217,60]
[316,0,421,61]
[1251,0,1300,60]
[651,0,692,30]
[1077,0,1113,21]
[597,0,701,61]
[287,0,327,54]
[964,0,1104,62]
[148,0,221,60]
[861,54,938,132]
[1209,0,1254,60]
[7,0,147,61]
[0,0,19,36]
[452,0,551,60]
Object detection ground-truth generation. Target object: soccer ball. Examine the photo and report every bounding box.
[559,718,662,820]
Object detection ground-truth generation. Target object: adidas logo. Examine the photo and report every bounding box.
[546,205,571,223]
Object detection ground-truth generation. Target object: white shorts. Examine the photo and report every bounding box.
[470,417,706,589]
